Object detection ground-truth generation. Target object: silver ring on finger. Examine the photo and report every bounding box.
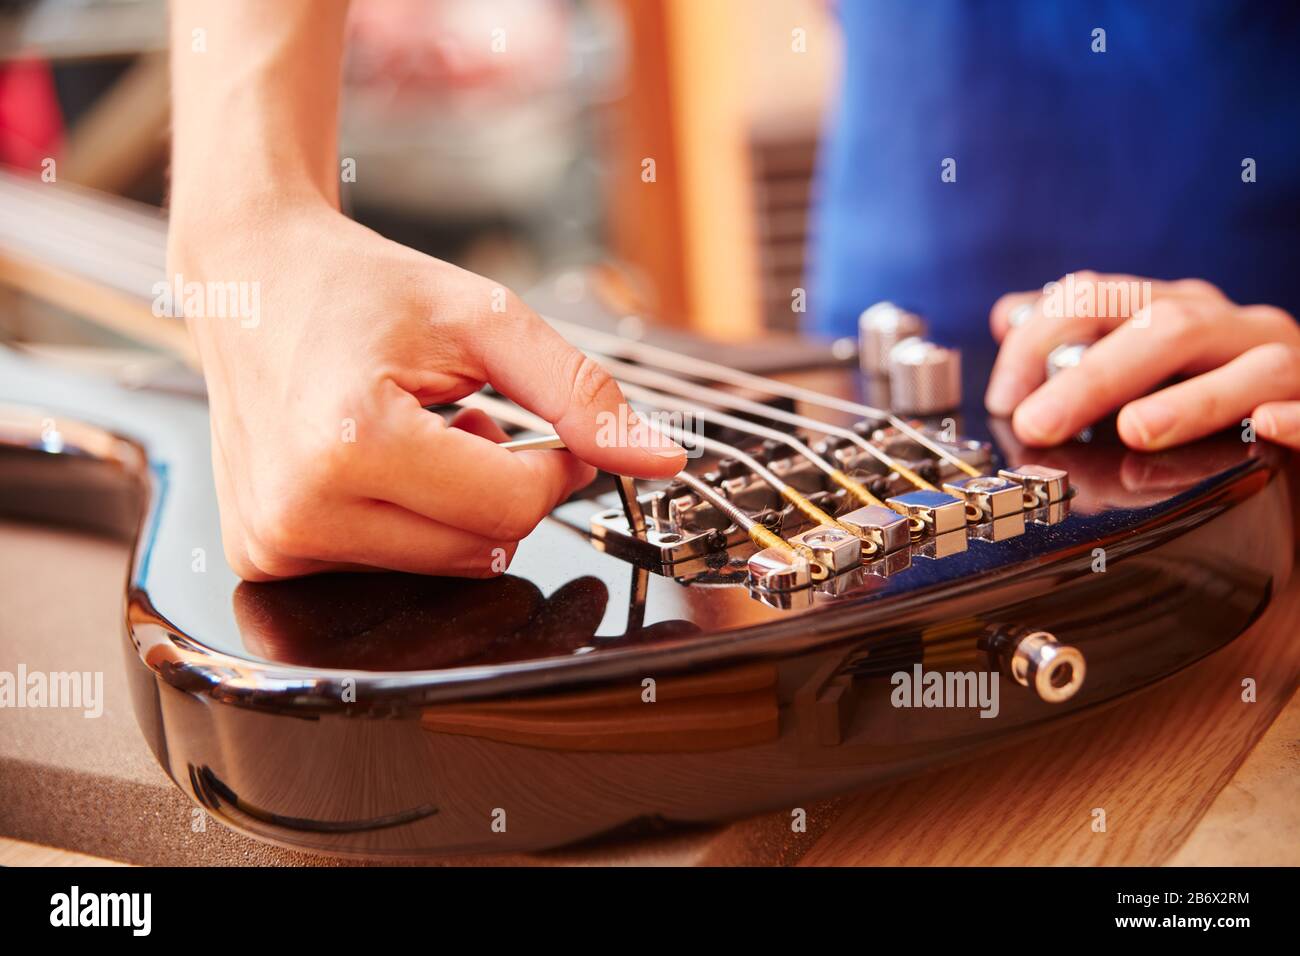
[1008,302,1035,329]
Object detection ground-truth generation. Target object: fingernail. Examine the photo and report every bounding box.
[1126,400,1177,448]
[985,375,1022,417]
[1253,409,1276,437]
[1015,398,1066,444]
[628,415,686,459]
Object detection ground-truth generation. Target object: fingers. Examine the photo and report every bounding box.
[324,500,519,577]
[242,496,519,580]
[361,390,595,540]
[469,299,686,478]
[985,310,1123,415]
[989,274,1214,343]
[1005,295,1300,449]
[985,274,1215,415]
[219,398,587,580]
[989,272,1153,343]
[1116,343,1300,451]
[445,404,595,492]
[989,291,1040,343]
[1009,298,1230,445]
[1252,401,1300,449]
[446,406,511,442]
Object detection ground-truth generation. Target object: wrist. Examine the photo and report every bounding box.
[166,185,339,283]
[169,171,334,235]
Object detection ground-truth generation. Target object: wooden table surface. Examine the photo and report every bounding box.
[2,519,1297,867]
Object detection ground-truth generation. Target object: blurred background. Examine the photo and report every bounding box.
[0,0,842,363]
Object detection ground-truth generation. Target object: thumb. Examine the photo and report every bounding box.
[471,302,686,478]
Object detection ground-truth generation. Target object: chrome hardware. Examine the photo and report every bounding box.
[943,475,1025,520]
[614,474,648,538]
[886,338,962,415]
[999,464,1070,506]
[501,434,567,451]
[865,547,912,577]
[982,626,1086,703]
[1007,302,1034,328]
[837,504,911,553]
[969,512,1026,542]
[747,547,812,591]
[590,503,721,564]
[914,529,969,559]
[1046,343,1087,378]
[1028,499,1070,526]
[886,489,968,535]
[858,302,926,375]
[467,310,1085,606]
[789,525,863,575]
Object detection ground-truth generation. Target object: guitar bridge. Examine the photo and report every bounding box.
[464,324,1072,600]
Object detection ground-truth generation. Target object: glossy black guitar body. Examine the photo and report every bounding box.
[0,341,1291,857]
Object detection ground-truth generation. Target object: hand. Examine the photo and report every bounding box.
[985,272,1300,450]
[171,200,684,581]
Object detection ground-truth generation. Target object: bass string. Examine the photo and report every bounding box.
[597,352,937,493]
[459,390,838,569]
[673,471,829,580]
[458,366,927,518]
[618,381,884,509]
[652,420,848,536]
[545,315,983,479]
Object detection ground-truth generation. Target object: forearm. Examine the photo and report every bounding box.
[168,0,349,228]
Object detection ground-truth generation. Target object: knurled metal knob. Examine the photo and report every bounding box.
[886,337,962,415]
[858,302,927,375]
